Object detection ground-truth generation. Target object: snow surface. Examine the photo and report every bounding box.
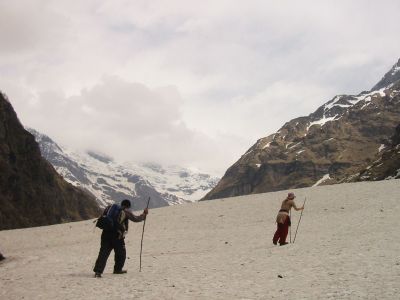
[1,180,400,299]
[378,144,386,152]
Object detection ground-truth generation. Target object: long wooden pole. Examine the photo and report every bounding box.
[139,197,150,272]
[293,197,306,244]
[289,209,292,243]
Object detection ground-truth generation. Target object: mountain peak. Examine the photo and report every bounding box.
[372,58,400,91]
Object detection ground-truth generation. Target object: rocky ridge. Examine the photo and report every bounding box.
[204,58,400,200]
[0,92,100,230]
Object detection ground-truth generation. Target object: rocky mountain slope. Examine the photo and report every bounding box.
[204,58,400,200]
[28,129,219,209]
[346,123,400,181]
[0,92,100,230]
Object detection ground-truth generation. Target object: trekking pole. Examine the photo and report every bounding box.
[139,197,151,272]
[293,197,306,244]
[289,209,292,243]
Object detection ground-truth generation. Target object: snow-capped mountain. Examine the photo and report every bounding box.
[28,129,219,209]
[204,58,400,200]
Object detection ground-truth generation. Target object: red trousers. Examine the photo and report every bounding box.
[273,216,290,245]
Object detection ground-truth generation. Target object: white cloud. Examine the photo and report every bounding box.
[7,76,241,175]
[183,80,332,143]
[1,0,400,175]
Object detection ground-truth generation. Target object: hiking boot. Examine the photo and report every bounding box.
[113,270,127,274]
[273,241,277,245]
[279,242,289,246]
[94,272,102,278]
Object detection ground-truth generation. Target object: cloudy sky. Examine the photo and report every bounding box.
[1,0,400,176]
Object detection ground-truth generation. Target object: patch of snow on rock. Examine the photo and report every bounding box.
[296,150,305,155]
[307,115,337,131]
[289,142,302,149]
[262,142,271,149]
[324,95,342,111]
[312,174,331,187]
[385,168,400,179]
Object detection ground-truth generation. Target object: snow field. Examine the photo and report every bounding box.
[1,179,399,299]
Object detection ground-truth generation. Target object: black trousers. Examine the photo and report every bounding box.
[93,231,126,274]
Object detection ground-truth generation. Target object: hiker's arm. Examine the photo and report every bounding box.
[292,202,304,211]
[124,209,148,222]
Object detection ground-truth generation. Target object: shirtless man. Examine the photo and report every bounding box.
[272,192,304,246]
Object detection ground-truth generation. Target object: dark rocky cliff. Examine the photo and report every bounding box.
[0,92,100,230]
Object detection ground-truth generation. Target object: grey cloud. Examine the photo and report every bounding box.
[0,1,70,54]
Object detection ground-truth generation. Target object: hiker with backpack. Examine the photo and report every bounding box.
[93,199,148,278]
[272,192,304,246]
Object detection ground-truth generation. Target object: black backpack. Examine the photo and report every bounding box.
[96,204,122,231]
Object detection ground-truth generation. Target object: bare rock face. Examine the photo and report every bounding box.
[204,59,400,200]
[0,92,100,230]
[347,123,400,182]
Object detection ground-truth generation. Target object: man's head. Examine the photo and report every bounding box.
[287,192,295,200]
[121,199,131,209]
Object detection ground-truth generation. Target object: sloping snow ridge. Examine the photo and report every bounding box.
[124,162,219,202]
[67,151,218,206]
[28,129,219,207]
